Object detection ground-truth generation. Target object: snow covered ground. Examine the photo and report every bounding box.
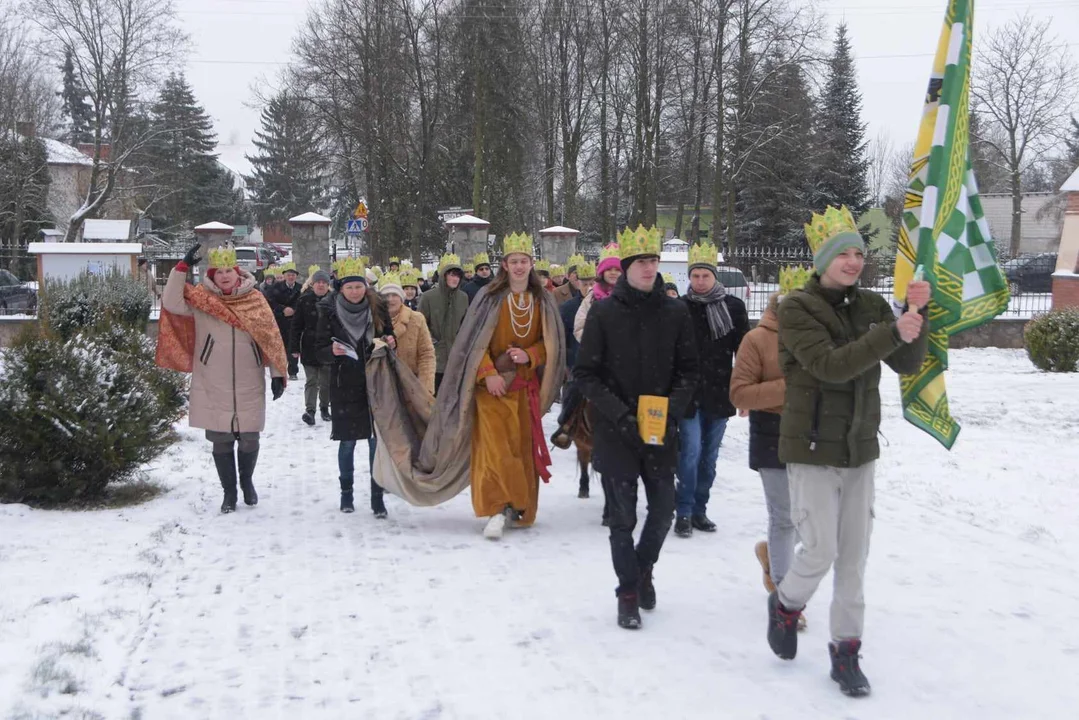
[2,348,1078,719]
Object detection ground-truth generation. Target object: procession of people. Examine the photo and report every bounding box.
[156,204,931,699]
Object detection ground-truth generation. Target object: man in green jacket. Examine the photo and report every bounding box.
[766,206,930,698]
[419,253,470,393]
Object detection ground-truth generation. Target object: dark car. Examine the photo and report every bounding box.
[0,269,37,314]
[1002,253,1057,294]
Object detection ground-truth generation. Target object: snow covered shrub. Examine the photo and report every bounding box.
[0,323,186,505]
[1024,309,1079,373]
[39,270,153,340]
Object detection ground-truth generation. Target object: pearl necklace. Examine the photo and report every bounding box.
[507,291,535,338]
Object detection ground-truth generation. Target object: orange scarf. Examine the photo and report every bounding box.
[155,284,288,377]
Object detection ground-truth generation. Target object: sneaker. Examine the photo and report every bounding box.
[483,512,506,540]
[639,567,656,611]
[340,492,355,513]
[320,407,332,422]
[617,590,642,630]
[830,640,871,697]
[692,513,717,532]
[767,591,801,660]
[755,541,776,594]
[674,516,693,538]
[302,411,315,426]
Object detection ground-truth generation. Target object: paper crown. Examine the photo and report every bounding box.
[662,273,676,284]
[550,264,564,275]
[438,253,462,273]
[535,259,551,272]
[276,261,297,274]
[473,252,491,267]
[618,225,662,260]
[566,253,586,270]
[401,258,413,269]
[688,241,718,268]
[208,246,238,269]
[576,261,597,279]
[502,232,534,257]
[371,266,384,278]
[378,271,403,290]
[463,262,475,273]
[400,269,421,287]
[779,266,812,295]
[335,257,366,280]
[599,243,621,261]
[263,266,278,277]
[357,256,370,267]
[427,269,436,278]
[307,264,321,277]
[388,256,401,264]
[804,205,860,254]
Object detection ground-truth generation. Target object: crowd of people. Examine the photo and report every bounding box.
[156,204,930,699]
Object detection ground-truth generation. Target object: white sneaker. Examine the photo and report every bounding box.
[483,513,506,540]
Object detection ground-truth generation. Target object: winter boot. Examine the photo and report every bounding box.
[692,513,717,532]
[340,476,355,513]
[755,541,776,594]
[767,591,801,660]
[674,516,693,538]
[302,411,316,426]
[617,588,642,630]
[320,406,332,422]
[237,449,259,506]
[829,640,871,697]
[483,512,507,540]
[371,478,388,519]
[639,566,656,611]
[213,452,238,514]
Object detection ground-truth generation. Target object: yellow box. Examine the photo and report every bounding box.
[637,395,669,446]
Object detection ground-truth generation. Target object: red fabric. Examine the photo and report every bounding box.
[508,373,553,483]
[175,261,189,273]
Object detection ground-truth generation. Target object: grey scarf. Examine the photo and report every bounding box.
[336,293,373,348]
[686,282,734,339]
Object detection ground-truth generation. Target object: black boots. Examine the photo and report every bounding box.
[639,566,656,611]
[830,640,871,697]
[320,407,332,422]
[767,591,802,660]
[213,452,238,514]
[237,449,259,506]
[340,476,355,513]
[617,588,641,630]
[371,478,387,519]
[674,516,693,537]
[692,513,717,532]
[302,411,315,426]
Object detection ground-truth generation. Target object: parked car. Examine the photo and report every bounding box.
[1002,253,1057,294]
[234,245,275,280]
[715,265,752,303]
[0,269,37,314]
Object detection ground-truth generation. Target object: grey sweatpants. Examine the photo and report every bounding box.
[760,468,797,586]
[777,462,875,642]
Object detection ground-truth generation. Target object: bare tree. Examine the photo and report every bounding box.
[866,129,894,207]
[973,12,1078,255]
[30,0,187,242]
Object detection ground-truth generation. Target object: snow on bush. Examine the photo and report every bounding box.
[38,269,154,340]
[1024,308,1079,373]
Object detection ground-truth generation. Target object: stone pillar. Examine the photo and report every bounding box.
[444,214,491,261]
[193,221,235,253]
[537,226,579,265]
[288,212,332,277]
[1051,170,1079,310]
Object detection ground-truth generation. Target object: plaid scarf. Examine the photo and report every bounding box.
[685,282,734,340]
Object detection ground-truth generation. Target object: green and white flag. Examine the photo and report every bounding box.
[893,0,1009,449]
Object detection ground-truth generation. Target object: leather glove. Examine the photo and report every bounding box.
[182,243,202,267]
[271,376,285,400]
[617,414,646,452]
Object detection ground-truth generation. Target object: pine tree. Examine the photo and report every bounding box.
[244,91,326,226]
[813,23,870,213]
[58,48,94,146]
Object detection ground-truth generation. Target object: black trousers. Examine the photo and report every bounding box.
[606,466,677,594]
[435,372,445,394]
[287,354,300,377]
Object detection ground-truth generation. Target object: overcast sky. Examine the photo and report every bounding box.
[177,0,1079,179]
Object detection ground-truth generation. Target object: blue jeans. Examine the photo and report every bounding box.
[676,411,729,518]
[337,437,377,486]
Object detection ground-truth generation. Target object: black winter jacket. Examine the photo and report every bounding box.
[682,294,749,418]
[288,289,329,367]
[560,294,584,369]
[574,275,699,478]
[463,274,492,303]
[268,280,302,335]
[315,294,394,442]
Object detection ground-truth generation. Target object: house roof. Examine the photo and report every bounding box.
[1061,166,1079,193]
[194,221,235,233]
[445,214,490,227]
[39,137,94,166]
[538,225,579,235]
[82,219,132,241]
[29,242,141,255]
[289,212,332,224]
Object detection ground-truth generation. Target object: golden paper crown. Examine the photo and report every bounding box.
[335,256,366,280]
[567,253,587,270]
[473,252,491,267]
[388,256,401,264]
[208,246,238,269]
[401,259,413,269]
[617,225,662,260]
[502,232,534,257]
[804,205,859,253]
[687,241,718,268]
[779,266,812,295]
[307,264,321,277]
[535,259,551,272]
[599,243,621,261]
[438,253,462,273]
[576,261,597,279]
[400,269,421,287]
[378,271,403,290]
[550,264,564,275]
[276,261,297,275]
[662,273,676,284]
[358,256,370,267]
[371,266,383,278]
[463,262,475,273]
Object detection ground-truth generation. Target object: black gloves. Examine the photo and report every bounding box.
[617,414,645,451]
[271,376,285,400]
[182,243,202,267]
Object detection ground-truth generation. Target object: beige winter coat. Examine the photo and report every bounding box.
[573,289,596,343]
[390,305,437,395]
[162,268,284,434]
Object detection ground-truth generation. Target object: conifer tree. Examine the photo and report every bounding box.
[813,23,869,213]
[58,48,93,146]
